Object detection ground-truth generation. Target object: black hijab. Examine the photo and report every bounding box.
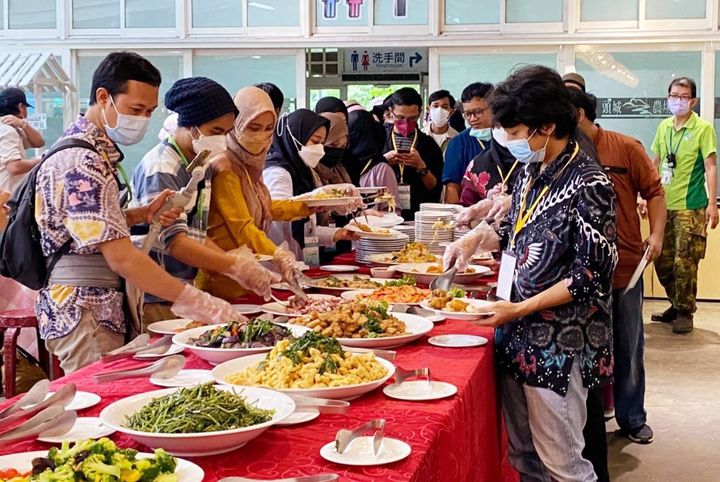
[315,96,349,120]
[345,110,388,184]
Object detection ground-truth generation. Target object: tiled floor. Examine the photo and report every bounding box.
[608,299,720,481]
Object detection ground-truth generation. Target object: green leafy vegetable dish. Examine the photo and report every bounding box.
[383,275,417,287]
[125,383,274,434]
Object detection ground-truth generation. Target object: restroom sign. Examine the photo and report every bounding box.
[344,48,427,73]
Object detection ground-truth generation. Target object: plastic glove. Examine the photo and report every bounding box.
[171,284,247,324]
[443,221,501,271]
[456,198,494,226]
[223,245,282,300]
[487,192,512,224]
[273,242,301,283]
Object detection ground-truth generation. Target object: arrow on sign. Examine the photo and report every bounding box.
[409,52,423,67]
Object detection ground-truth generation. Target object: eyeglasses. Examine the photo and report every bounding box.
[391,111,419,122]
[668,94,693,101]
[463,107,488,119]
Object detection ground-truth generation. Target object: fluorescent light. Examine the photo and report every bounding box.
[251,55,262,59]
[248,2,275,10]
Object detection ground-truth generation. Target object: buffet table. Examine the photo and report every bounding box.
[0,255,518,482]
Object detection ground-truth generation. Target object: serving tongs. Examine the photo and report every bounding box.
[93,355,185,384]
[394,367,432,388]
[0,379,49,420]
[100,334,173,363]
[0,405,77,447]
[334,418,386,456]
[289,395,350,415]
[0,383,76,430]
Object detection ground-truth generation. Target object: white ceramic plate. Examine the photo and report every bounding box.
[301,197,358,207]
[307,274,383,292]
[275,408,320,426]
[0,451,204,481]
[428,334,489,348]
[37,417,116,443]
[319,264,360,273]
[150,369,214,388]
[319,437,411,466]
[260,294,343,318]
[395,263,492,285]
[172,323,309,365]
[134,343,185,360]
[419,298,495,321]
[349,214,405,228]
[383,381,458,401]
[345,224,403,239]
[367,252,440,266]
[420,202,463,212]
[29,391,101,412]
[231,304,263,315]
[340,289,430,307]
[146,318,194,336]
[213,353,395,401]
[100,385,295,457]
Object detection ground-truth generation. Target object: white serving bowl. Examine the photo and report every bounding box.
[395,263,492,285]
[212,353,395,400]
[99,385,295,457]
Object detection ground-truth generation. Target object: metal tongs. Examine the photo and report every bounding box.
[290,395,350,415]
[93,355,185,384]
[100,334,172,363]
[0,379,50,420]
[335,418,386,456]
[0,405,77,447]
[394,367,432,388]
[0,383,77,429]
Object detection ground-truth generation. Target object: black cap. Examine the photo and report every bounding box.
[0,87,32,109]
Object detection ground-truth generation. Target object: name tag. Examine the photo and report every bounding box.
[303,235,320,267]
[496,251,517,301]
[660,164,673,186]
[398,184,411,210]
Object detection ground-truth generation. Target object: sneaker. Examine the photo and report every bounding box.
[626,424,654,444]
[673,315,693,334]
[604,408,615,421]
[651,306,676,323]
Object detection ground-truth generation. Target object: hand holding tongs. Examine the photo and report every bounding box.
[394,367,432,388]
[335,418,386,456]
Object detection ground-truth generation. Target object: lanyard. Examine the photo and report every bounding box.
[496,160,519,191]
[167,135,206,223]
[511,142,580,249]
[391,130,418,183]
[668,127,687,158]
[167,136,189,167]
[476,138,486,149]
[115,163,133,203]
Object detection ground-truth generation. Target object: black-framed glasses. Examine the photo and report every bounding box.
[463,107,488,119]
[668,94,693,101]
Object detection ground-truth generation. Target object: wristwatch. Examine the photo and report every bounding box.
[417,167,429,177]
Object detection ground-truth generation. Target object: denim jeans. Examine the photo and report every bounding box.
[501,359,597,482]
[612,279,647,431]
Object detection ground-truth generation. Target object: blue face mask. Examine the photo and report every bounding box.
[505,129,550,164]
[469,127,492,141]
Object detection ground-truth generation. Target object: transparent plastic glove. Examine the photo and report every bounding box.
[223,245,282,300]
[457,198,494,226]
[273,242,301,283]
[171,284,247,324]
[443,221,501,271]
[487,192,512,224]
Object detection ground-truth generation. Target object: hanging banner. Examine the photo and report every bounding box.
[595,97,699,119]
[343,48,427,74]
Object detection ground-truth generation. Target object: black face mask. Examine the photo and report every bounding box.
[320,146,346,168]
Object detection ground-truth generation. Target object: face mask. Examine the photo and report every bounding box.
[505,130,551,164]
[191,128,227,157]
[320,146,346,168]
[102,97,150,146]
[469,128,492,142]
[236,129,273,155]
[429,107,450,128]
[492,127,508,147]
[668,98,691,116]
[299,144,325,168]
[394,119,417,137]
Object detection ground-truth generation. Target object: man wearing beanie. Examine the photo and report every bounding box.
[131,77,281,324]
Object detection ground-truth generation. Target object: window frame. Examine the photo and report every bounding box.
[312,0,432,36]
[576,0,715,31]
[441,0,566,34]
[188,0,303,37]
[67,0,181,38]
[0,0,62,39]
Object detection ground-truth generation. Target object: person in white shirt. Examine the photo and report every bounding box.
[422,89,459,152]
[0,88,44,193]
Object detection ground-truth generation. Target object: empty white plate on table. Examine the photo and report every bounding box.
[383,381,458,401]
[231,304,263,315]
[37,417,115,443]
[134,343,184,360]
[275,408,320,426]
[150,369,214,388]
[26,391,101,411]
[146,318,193,336]
[320,436,411,466]
[319,265,360,273]
[428,334,488,348]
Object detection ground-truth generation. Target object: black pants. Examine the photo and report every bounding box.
[583,387,609,482]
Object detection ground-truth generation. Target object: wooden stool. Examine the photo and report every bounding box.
[0,309,63,398]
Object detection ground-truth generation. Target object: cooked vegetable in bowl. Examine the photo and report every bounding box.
[190,319,292,349]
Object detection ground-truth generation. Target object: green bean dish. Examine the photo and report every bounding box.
[125,383,275,433]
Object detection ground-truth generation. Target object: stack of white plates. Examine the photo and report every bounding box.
[394,224,415,242]
[415,211,454,255]
[355,233,409,264]
[420,202,463,215]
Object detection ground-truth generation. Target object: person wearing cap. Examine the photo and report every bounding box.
[131,77,281,324]
[0,87,44,193]
[563,72,587,92]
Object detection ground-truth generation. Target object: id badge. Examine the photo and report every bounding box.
[496,251,517,301]
[303,235,320,267]
[398,184,411,211]
[660,164,673,186]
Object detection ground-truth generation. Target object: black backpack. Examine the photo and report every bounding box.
[0,138,99,290]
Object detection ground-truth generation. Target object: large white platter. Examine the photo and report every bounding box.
[419,298,495,321]
[345,224,403,239]
[259,294,343,318]
[395,262,492,285]
[340,289,429,307]
[301,197,358,207]
[100,385,295,457]
[349,214,404,229]
[367,252,440,266]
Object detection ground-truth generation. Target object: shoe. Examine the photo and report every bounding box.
[651,306,676,323]
[604,408,615,421]
[626,424,654,444]
[673,315,693,334]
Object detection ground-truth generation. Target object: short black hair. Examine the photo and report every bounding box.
[255,82,285,112]
[491,65,577,139]
[428,89,455,108]
[389,87,423,110]
[668,77,697,98]
[568,89,598,123]
[89,52,161,105]
[460,82,493,104]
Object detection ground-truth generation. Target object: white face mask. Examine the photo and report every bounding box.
[505,129,551,164]
[191,127,227,157]
[429,107,450,128]
[492,127,508,147]
[102,96,150,146]
[298,144,325,168]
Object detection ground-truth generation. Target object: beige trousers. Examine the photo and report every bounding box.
[141,303,177,330]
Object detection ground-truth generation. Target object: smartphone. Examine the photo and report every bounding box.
[397,147,411,154]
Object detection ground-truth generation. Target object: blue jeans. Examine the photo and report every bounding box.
[612,279,647,431]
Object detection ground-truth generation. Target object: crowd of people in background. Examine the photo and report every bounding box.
[0,50,718,482]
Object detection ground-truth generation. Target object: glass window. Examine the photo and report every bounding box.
[247,0,299,27]
[646,0,705,20]
[125,0,175,28]
[580,0,638,22]
[575,50,701,154]
[193,54,297,111]
[78,54,182,175]
[192,0,243,28]
[9,0,56,29]
[374,0,428,26]
[445,0,499,25]
[316,0,368,27]
[505,0,562,23]
[439,53,557,101]
[73,0,121,29]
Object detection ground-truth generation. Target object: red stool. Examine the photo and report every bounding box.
[0,309,63,398]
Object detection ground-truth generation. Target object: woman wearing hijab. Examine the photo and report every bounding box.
[315,96,349,120]
[263,108,357,259]
[314,96,352,186]
[197,87,309,300]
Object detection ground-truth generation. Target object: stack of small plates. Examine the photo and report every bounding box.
[420,203,463,215]
[394,224,415,242]
[355,233,410,264]
[415,211,454,255]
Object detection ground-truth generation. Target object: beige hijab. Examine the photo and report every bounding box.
[225,87,278,231]
[315,112,353,185]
